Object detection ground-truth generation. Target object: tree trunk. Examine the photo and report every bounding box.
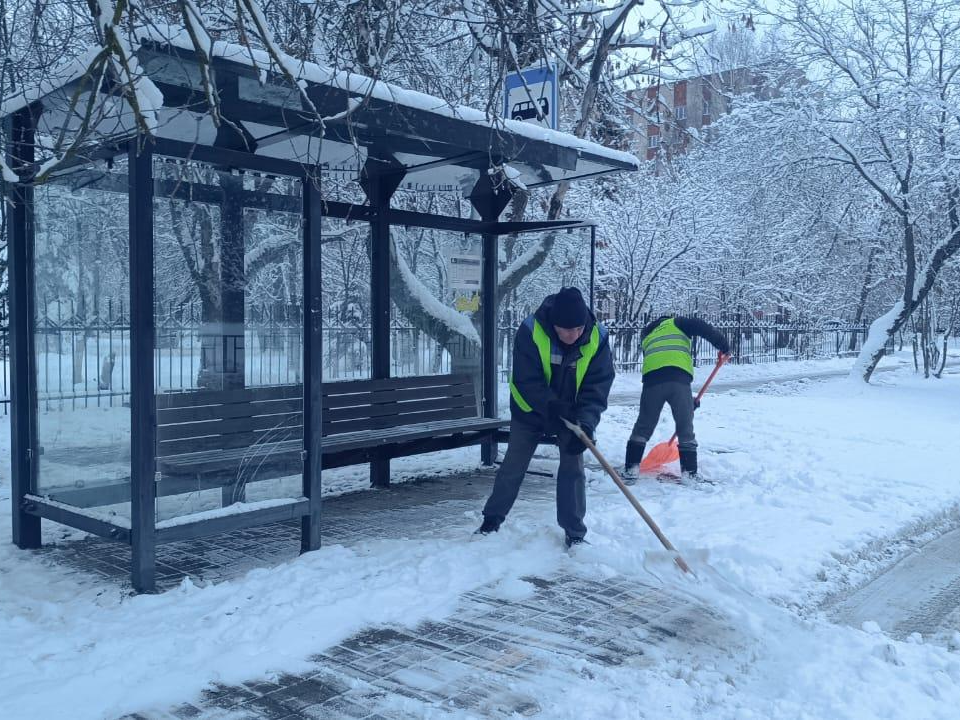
[849,246,877,353]
[934,334,949,378]
[855,301,906,382]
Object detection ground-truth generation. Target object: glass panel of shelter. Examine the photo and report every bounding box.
[321,216,371,381]
[389,227,484,388]
[152,157,304,522]
[32,158,132,513]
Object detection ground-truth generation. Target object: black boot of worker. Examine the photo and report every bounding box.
[622,441,646,485]
[475,515,502,535]
[679,449,698,481]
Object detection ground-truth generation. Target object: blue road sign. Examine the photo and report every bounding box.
[504,64,558,130]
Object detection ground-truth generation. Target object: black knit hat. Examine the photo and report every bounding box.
[550,287,588,329]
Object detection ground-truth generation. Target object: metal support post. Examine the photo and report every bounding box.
[360,155,405,488]
[480,231,498,465]
[6,108,40,549]
[469,171,512,466]
[302,176,323,551]
[129,138,157,592]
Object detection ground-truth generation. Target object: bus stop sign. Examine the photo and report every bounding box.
[504,64,558,130]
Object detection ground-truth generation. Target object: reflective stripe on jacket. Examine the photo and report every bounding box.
[642,317,693,377]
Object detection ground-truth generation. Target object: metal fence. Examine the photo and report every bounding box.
[603,312,875,374]
[0,302,937,415]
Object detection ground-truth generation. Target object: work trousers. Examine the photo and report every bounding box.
[629,381,698,451]
[482,424,587,540]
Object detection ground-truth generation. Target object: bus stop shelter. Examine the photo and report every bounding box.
[2,36,637,591]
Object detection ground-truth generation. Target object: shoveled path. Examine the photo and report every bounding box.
[37,469,736,719]
[829,526,960,644]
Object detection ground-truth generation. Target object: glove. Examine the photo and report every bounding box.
[564,425,593,455]
[693,396,701,410]
[547,398,576,422]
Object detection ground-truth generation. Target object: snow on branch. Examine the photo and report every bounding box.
[236,0,320,118]
[392,239,481,345]
[0,157,18,183]
[499,235,547,291]
[851,300,903,377]
[94,0,163,135]
[176,0,219,126]
[602,1,636,32]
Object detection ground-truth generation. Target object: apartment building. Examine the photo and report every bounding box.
[627,66,784,161]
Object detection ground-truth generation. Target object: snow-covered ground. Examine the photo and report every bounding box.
[2,355,960,718]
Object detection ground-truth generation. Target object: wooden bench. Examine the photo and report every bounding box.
[155,374,507,498]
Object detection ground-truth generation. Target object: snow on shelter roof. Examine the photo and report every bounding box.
[1,28,639,191]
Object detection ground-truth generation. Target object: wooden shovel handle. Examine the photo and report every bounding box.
[694,352,729,404]
[562,418,691,574]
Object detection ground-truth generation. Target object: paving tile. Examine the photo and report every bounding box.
[200,683,259,709]
[239,692,298,719]
[299,695,372,719]
[169,703,204,718]
[265,676,344,711]
[242,679,284,697]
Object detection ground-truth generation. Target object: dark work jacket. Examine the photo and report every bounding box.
[641,315,731,386]
[509,294,615,435]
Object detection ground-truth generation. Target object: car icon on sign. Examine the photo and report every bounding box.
[511,97,549,122]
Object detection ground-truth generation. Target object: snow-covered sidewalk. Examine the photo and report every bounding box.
[2,359,960,718]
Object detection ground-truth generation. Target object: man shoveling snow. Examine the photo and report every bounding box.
[476,287,614,548]
[622,315,731,483]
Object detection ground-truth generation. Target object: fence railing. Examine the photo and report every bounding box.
[0,303,943,414]
[605,313,874,374]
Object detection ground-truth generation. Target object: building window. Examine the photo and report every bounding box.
[675,105,687,120]
[647,134,659,149]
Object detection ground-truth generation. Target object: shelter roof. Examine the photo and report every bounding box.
[2,27,638,191]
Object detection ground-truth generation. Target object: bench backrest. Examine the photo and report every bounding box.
[155,374,479,458]
[156,384,303,458]
[322,375,478,436]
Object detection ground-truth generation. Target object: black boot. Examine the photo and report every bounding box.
[622,441,646,484]
[475,515,502,535]
[679,449,698,480]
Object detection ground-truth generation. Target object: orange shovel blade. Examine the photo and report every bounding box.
[639,438,679,472]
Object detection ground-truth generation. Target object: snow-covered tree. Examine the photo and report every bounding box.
[758,0,960,381]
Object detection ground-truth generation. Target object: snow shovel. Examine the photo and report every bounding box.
[561,417,692,574]
[639,352,730,473]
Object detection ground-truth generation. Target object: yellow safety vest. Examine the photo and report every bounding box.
[641,318,693,377]
[509,317,603,412]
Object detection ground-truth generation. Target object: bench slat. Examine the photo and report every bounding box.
[320,417,508,453]
[322,406,478,435]
[324,394,477,422]
[156,384,302,408]
[322,382,475,409]
[322,374,473,395]
[158,411,303,442]
[158,427,303,457]
[158,397,303,425]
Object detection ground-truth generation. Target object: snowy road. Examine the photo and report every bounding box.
[830,525,960,643]
[609,357,960,404]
